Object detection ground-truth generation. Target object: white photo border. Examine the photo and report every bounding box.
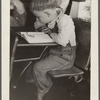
[1,0,99,100]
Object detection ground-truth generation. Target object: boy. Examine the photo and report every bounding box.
[10,0,27,26]
[30,0,76,100]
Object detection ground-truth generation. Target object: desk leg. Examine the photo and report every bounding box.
[11,45,49,88]
[10,36,19,78]
[11,61,32,88]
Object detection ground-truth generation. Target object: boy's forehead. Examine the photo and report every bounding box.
[33,8,58,17]
[33,9,50,14]
[33,10,44,15]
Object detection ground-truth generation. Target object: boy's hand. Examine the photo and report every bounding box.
[34,19,52,35]
[37,26,52,35]
[34,19,44,29]
[10,0,25,14]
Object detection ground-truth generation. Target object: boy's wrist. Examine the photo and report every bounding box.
[50,33,55,37]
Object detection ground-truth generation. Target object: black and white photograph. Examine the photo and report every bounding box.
[1,0,99,100]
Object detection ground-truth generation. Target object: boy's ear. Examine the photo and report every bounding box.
[44,12,50,17]
[56,7,63,14]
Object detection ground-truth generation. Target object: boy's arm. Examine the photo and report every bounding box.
[50,15,76,47]
[11,0,26,14]
[10,12,27,26]
[10,0,27,26]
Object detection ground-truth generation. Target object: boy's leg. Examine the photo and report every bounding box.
[33,54,75,100]
[33,55,64,91]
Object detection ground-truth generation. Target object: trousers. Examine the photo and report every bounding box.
[33,45,76,93]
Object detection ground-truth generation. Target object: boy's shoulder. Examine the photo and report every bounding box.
[58,14,73,24]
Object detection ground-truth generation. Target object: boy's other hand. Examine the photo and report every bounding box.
[34,19,44,29]
[10,0,25,14]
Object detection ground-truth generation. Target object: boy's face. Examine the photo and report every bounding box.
[32,8,58,24]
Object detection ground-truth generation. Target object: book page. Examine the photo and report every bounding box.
[20,32,54,43]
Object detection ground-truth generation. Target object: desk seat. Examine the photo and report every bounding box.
[48,66,84,78]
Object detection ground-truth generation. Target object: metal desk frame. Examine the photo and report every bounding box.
[10,32,57,88]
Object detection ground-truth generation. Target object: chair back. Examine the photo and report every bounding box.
[73,19,90,71]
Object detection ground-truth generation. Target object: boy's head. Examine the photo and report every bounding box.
[30,0,62,24]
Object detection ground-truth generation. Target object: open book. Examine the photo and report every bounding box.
[20,32,54,43]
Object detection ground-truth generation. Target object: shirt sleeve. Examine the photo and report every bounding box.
[11,10,27,26]
[50,15,75,47]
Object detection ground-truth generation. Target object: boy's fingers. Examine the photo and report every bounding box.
[37,26,52,34]
[43,28,50,32]
[43,30,52,34]
[42,27,50,31]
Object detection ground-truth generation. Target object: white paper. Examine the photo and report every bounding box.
[20,32,54,43]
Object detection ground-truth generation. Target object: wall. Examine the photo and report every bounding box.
[70,1,79,18]
[78,0,91,21]
[69,0,91,21]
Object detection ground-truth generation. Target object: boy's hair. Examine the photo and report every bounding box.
[30,0,61,11]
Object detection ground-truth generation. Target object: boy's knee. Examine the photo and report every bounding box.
[33,62,43,72]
